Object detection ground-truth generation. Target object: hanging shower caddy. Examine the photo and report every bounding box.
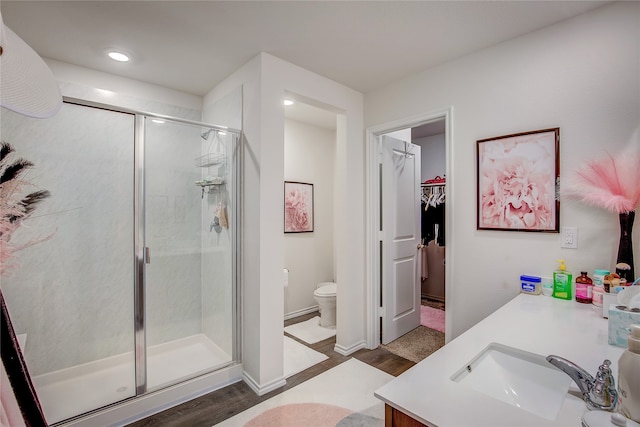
[194,151,226,168]
[195,130,228,199]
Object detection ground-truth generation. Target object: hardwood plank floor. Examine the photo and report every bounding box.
[127,312,414,427]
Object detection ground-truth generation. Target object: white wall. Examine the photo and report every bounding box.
[204,53,364,395]
[284,118,335,316]
[414,133,446,181]
[365,1,640,338]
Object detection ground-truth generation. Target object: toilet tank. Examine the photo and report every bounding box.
[317,281,335,289]
[315,283,337,296]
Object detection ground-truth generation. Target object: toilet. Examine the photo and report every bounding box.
[313,282,337,327]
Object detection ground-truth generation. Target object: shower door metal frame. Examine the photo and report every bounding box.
[133,114,147,394]
[62,97,242,399]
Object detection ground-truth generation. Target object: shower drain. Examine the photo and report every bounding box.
[116,386,128,393]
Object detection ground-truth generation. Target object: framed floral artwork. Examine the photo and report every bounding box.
[284,181,314,233]
[477,128,560,232]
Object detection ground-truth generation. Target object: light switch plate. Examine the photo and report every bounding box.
[561,226,578,249]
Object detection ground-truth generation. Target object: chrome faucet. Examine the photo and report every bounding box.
[546,355,618,411]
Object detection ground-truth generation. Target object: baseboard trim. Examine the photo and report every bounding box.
[284,305,319,321]
[242,371,286,396]
[333,339,367,356]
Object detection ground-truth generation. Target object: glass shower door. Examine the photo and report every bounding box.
[0,102,137,424]
[143,117,235,392]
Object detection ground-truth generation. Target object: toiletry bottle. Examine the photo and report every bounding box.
[594,269,610,287]
[553,259,573,300]
[575,271,593,304]
[618,324,640,422]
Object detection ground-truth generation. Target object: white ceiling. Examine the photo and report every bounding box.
[1,1,610,98]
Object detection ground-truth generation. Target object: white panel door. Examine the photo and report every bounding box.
[381,135,422,345]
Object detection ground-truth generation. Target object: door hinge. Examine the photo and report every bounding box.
[378,306,384,317]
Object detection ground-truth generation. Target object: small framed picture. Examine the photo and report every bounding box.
[284,181,314,233]
[477,128,559,232]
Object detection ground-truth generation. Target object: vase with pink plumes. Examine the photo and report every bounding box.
[563,149,640,282]
[617,211,635,281]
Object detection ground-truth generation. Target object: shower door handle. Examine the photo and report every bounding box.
[145,247,151,264]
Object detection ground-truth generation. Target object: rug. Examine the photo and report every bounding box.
[216,358,392,427]
[283,336,328,378]
[422,297,445,310]
[420,305,445,333]
[284,316,336,344]
[381,326,444,364]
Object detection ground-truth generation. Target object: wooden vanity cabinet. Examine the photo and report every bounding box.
[385,404,428,427]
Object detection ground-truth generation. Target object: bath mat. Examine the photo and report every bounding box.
[420,305,445,333]
[381,326,444,364]
[216,358,392,427]
[284,316,336,344]
[283,336,328,378]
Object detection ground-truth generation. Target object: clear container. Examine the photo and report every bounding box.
[541,277,554,296]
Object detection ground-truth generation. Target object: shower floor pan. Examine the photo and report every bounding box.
[32,334,232,424]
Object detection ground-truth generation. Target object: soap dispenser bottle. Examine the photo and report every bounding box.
[619,323,640,422]
[553,259,573,300]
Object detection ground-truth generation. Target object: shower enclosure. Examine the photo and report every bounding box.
[0,99,240,424]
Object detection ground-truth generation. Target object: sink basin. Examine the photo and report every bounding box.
[450,343,572,421]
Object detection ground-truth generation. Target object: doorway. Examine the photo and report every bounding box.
[365,107,453,351]
[282,97,338,374]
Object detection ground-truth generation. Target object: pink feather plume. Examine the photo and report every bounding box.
[562,149,640,214]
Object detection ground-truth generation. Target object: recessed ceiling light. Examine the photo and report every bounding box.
[151,119,165,124]
[107,51,130,62]
[283,99,294,106]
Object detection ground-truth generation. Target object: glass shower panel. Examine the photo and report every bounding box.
[143,117,234,391]
[0,103,136,424]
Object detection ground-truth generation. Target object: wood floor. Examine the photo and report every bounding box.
[127,312,415,427]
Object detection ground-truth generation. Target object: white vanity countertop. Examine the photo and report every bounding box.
[374,294,626,427]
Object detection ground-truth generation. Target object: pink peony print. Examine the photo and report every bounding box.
[284,183,313,232]
[478,131,556,230]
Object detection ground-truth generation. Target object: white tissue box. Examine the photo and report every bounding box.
[608,305,640,348]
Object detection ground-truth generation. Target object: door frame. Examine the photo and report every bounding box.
[364,107,453,349]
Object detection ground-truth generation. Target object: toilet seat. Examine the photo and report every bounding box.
[314,283,336,297]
